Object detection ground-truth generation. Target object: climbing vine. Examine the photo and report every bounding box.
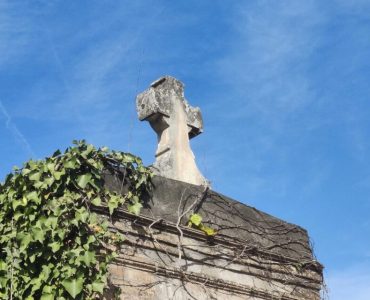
[0,140,152,299]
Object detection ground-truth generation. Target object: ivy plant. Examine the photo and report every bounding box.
[188,213,217,236]
[0,140,152,299]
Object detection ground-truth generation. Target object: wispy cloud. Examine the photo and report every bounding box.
[203,1,328,196]
[0,101,35,157]
[0,1,35,69]
[215,1,324,123]
[5,1,168,151]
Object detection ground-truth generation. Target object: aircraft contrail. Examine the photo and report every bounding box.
[0,100,35,158]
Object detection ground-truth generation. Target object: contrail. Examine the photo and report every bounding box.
[0,100,35,158]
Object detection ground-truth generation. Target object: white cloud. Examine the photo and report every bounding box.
[0,101,35,157]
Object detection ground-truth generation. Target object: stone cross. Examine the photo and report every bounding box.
[136,76,208,186]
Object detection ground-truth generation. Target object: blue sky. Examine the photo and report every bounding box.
[1,1,370,298]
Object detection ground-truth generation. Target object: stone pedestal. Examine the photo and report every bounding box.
[100,175,324,300]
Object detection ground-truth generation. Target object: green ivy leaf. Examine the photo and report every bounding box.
[63,157,77,169]
[49,241,61,253]
[91,197,101,206]
[42,285,54,294]
[53,171,65,180]
[127,202,142,216]
[22,167,31,175]
[47,162,56,173]
[29,276,43,293]
[17,233,32,251]
[81,144,94,158]
[44,177,54,187]
[200,225,217,236]
[77,173,92,189]
[76,208,89,223]
[189,213,202,226]
[0,260,6,271]
[29,171,41,181]
[45,216,58,229]
[62,277,84,299]
[107,197,118,215]
[27,191,40,204]
[80,251,95,267]
[32,227,45,243]
[92,281,105,293]
[122,153,135,163]
[40,293,54,300]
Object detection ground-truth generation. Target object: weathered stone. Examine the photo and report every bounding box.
[136,76,207,186]
[99,173,324,300]
[103,173,317,261]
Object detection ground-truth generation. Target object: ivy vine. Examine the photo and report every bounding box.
[0,140,152,299]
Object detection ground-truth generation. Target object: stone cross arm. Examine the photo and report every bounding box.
[136,76,203,139]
